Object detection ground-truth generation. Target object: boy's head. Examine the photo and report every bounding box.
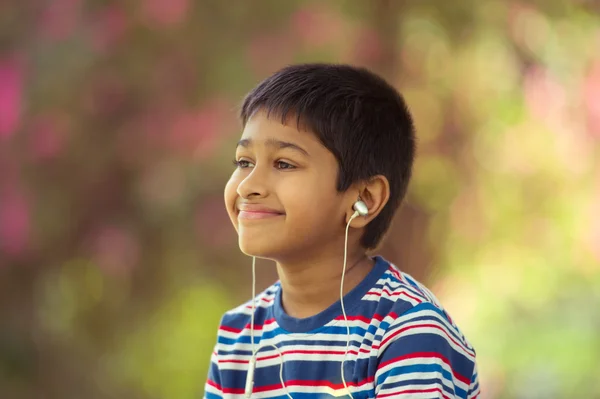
[224,64,415,260]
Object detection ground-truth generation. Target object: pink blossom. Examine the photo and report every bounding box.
[583,59,600,139]
[28,115,68,161]
[353,28,383,64]
[247,35,294,77]
[0,59,23,140]
[39,0,81,41]
[90,226,139,276]
[90,5,128,52]
[0,190,31,257]
[84,74,127,118]
[116,110,170,168]
[169,99,231,160]
[524,66,566,125]
[142,0,189,28]
[291,5,345,47]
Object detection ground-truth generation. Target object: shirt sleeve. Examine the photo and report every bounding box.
[203,345,223,399]
[374,302,478,398]
[466,363,480,399]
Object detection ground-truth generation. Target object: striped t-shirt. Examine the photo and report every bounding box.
[204,256,480,398]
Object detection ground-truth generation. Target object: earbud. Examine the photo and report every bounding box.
[353,200,368,217]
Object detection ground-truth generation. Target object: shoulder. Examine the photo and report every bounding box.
[371,261,478,397]
[371,259,476,360]
[369,259,442,309]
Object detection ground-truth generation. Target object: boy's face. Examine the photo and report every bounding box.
[224,111,350,261]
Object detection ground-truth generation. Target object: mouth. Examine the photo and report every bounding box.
[236,202,285,221]
[238,210,285,220]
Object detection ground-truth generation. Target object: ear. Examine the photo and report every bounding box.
[346,175,390,227]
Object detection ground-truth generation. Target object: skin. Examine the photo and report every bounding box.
[224,110,390,319]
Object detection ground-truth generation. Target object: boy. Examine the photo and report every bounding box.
[204,64,479,399]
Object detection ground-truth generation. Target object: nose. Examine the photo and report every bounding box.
[236,165,268,199]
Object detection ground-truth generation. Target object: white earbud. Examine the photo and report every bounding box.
[352,200,368,217]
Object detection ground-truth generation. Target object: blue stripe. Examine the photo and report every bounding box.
[203,391,222,399]
[377,364,465,398]
[374,275,427,300]
[220,323,382,345]
[386,302,471,351]
[381,377,458,398]
[378,333,474,378]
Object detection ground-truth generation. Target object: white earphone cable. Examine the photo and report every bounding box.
[340,211,358,399]
[246,257,293,399]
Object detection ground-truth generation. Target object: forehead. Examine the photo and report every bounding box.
[239,111,322,148]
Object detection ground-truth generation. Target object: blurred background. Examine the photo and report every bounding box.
[1,0,599,398]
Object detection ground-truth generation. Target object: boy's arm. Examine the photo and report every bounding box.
[203,346,223,399]
[374,303,478,398]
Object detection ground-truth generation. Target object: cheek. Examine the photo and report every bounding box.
[282,179,342,228]
[224,174,240,225]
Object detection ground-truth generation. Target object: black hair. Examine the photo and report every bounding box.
[240,64,416,249]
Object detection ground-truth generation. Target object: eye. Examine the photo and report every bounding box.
[232,159,254,168]
[276,160,296,170]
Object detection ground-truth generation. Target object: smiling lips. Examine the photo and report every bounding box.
[237,204,285,220]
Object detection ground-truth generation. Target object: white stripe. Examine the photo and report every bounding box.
[384,312,475,357]
[468,386,481,398]
[362,293,422,307]
[377,381,450,398]
[221,311,371,338]
[218,341,377,370]
[219,325,376,352]
[204,383,222,395]
[248,380,374,398]
[224,288,279,316]
[379,324,475,361]
[377,370,456,394]
[375,356,469,393]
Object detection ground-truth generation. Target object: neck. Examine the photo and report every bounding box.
[274,244,374,319]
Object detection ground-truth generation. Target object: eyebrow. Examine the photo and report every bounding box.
[236,138,310,157]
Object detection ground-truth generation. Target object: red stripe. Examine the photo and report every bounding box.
[219,347,373,364]
[387,266,404,282]
[216,345,363,364]
[378,386,451,399]
[378,351,471,386]
[333,313,392,323]
[366,287,423,303]
[252,376,375,393]
[219,325,241,333]
[258,349,356,360]
[218,358,248,364]
[244,317,277,330]
[219,317,277,334]
[220,350,354,364]
[244,296,273,309]
[286,377,374,389]
[206,379,222,391]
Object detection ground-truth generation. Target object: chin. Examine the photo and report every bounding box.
[238,236,281,260]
